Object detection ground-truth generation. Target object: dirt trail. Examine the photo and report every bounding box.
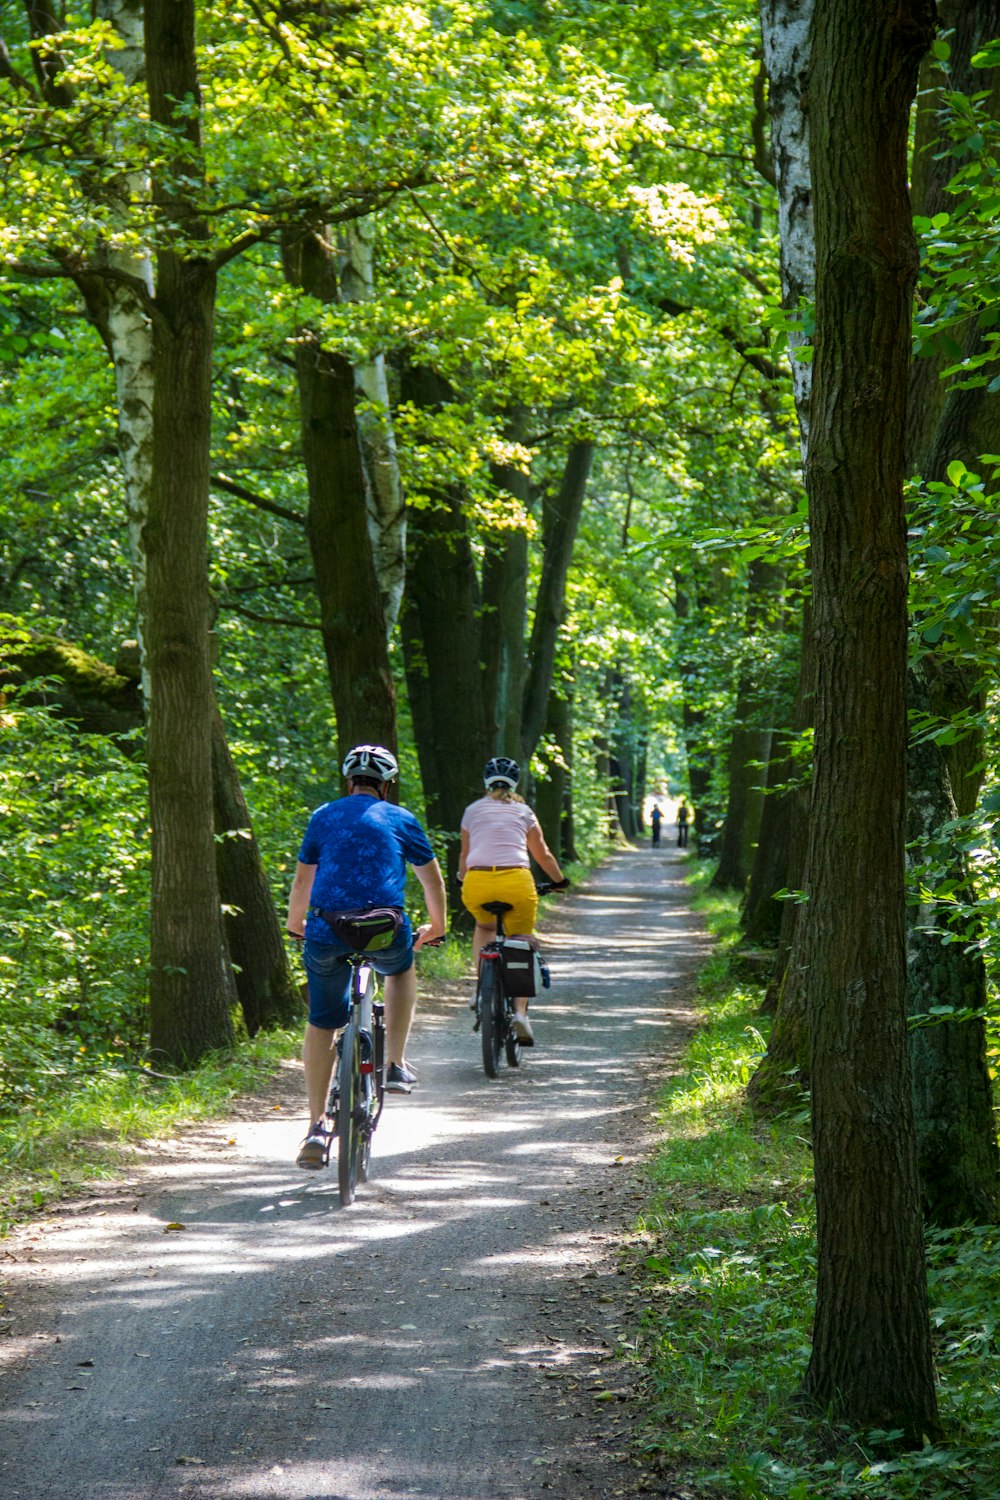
[0,848,710,1500]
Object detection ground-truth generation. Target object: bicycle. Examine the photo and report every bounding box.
[328,949,385,1206]
[474,884,555,1080]
[321,921,443,1206]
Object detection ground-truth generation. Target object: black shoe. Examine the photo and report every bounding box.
[296,1121,330,1169]
[385,1063,414,1094]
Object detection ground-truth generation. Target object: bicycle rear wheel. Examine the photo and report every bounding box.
[480,963,504,1079]
[337,1025,364,1205]
[505,1010,522,1068]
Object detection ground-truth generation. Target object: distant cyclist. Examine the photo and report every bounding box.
[286,744,446,1168]
[458,756,568,1044]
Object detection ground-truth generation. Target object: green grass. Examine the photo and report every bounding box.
[629,878,1000,1498]
[0,1026,303,1235]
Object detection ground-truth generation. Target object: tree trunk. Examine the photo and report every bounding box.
[144,0,236,1063]
[673,573,715,846]
[481,441,531,756]
[211,711,302,1035]
[283,231,396,759]
[800,0,938,1434]
[399,366,487,896]
[759,0,815,454]
[902,0,1000,1226]
[534,685,573,862]
[740,722,794,948]
[340,217,407,636]
[519,440,594,765]
[712,558,780,891]
[906,663,999,1225]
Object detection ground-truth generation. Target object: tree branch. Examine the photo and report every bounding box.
[211,472,305,526]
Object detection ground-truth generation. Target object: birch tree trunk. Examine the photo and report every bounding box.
[82,0,299,1039]
[340,218,407,636]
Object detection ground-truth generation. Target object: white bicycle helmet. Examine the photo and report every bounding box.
[342,743,399,783]
[484,755,520,790]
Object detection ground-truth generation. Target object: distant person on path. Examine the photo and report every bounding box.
[286,743,446,1168]
[459,756,568,1045]
[677,801,690,848]
[649,803,663,847]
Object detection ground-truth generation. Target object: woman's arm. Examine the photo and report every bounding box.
[458,826,470,879]
[526,823,565,884]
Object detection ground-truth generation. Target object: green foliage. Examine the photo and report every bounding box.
[631,901,1000,1499]
[0,688,149,1117]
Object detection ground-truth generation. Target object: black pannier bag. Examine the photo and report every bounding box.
[499,934,547,997]
[317,906,404,952]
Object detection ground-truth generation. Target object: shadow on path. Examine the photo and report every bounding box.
[0,849,711,1500]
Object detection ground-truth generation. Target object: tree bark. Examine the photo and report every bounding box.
[519,440,594,765]
[800,0,938,1434]
[481,438,531,757]
[901,0,1000,1226]
[211,710,303,1035]
[144,0,236,1062]
[534,684,574,862]
[399,365,488,896]
[673,572,715,847]
[340,217,407,636]
[906,664,999,1225]
[759,0,815,454]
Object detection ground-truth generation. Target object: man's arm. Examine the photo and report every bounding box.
[411,857,447,948]
[286,861,317,937]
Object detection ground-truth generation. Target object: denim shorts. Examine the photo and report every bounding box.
[302,918,414,1030]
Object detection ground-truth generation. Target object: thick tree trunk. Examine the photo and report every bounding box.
[800,0,938,1434]
[144,0,236,1063]
[283,231,395,758]
[519,440,594,765]
[211,711,302,1035]
[399,366,487,896]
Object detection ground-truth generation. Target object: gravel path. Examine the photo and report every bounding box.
[0,847,710,1500]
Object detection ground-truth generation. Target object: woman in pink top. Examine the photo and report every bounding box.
[459,756,567,1043]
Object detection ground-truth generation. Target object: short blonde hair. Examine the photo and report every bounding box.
[486,787,525,805]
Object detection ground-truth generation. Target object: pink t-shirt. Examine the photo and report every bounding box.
[462,797,538,868]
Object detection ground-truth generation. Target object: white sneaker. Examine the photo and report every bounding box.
[512,1012,534,1043]
[469,987,479,1010]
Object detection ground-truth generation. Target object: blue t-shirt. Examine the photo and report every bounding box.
[299,794,435,943]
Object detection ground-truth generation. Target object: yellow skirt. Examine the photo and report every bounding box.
[462,867,538,935]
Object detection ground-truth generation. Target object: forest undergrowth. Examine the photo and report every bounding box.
[627,866,1000,1500]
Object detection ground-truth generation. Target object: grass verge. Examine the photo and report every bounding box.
[0,932,478,1239]
[628,866,1000,1498]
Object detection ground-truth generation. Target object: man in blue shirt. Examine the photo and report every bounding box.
[286,744,446,1168]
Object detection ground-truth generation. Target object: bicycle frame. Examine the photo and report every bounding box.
[330,954,386,1205]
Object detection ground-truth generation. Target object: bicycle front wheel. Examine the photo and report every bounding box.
[337,1026,364,1205]
[480,963,503,1079]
